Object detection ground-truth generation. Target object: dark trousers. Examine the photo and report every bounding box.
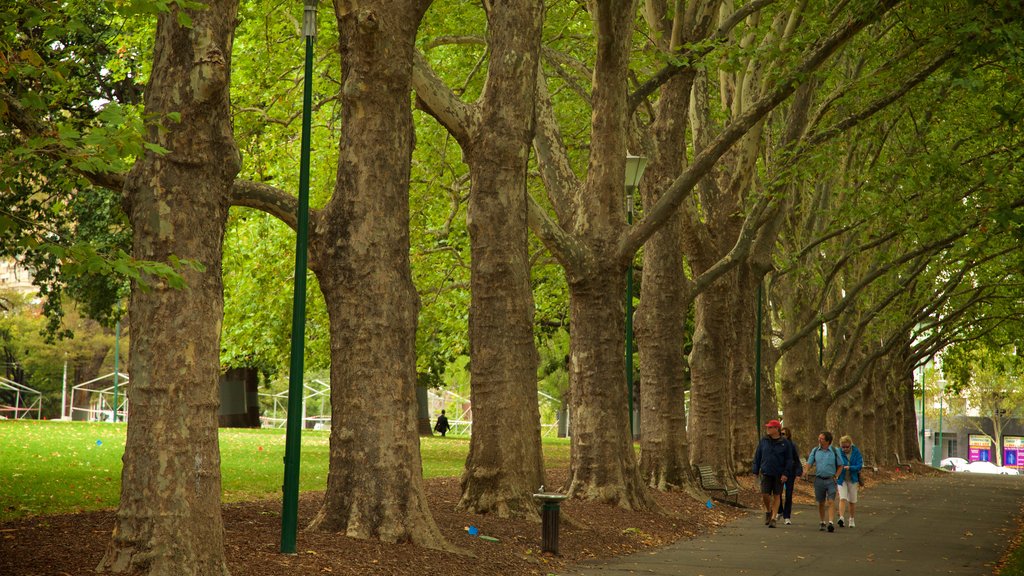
[777,477,795,519]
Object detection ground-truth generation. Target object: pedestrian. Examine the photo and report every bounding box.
[434,410,451,437]
[752,419,793,528]
[837,434,863,528]
[804,430,843,532]
[777,427,802,525]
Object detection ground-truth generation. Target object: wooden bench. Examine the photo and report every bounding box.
[696,464,740,505]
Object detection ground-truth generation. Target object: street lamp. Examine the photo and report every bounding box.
[281,0,318,555]
[624,154,647,439]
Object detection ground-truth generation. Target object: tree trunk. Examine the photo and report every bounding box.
[635,168,694,490]
[688,275,739,475]
[564,267,654,510]
[98,2,239,574]
[635,52,700,489]
[727,263,764,470]
[455,0,545,519]
[307,0,449,550]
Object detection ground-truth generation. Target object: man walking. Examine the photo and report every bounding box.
[805,431,844,532]
[752,419,793,528]
[434,410,451,437]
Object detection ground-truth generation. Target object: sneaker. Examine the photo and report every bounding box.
[784,518,792,525]
[849,518,856,528]
[838,517,845,528]
[765,512,771,525]
[769,517,776,528]
[827,522,835,533]
[820,522,826,531]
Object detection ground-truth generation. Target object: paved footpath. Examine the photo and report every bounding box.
[563,473,1024,575]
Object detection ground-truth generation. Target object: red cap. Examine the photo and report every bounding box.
[765,419,781,428]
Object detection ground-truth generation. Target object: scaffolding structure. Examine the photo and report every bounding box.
[259,378,330,429]
[427,388,562,437]
[0,376,42,420]
[69,372,130,422]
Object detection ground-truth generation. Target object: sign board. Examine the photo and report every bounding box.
[969,434,991,463]
[1004,436,1024,469]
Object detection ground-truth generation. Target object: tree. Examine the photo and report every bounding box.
[96,0,242,573]
[413,0,546,518]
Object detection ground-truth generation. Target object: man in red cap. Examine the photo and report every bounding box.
[752,419,794,528]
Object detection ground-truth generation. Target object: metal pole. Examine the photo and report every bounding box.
[935,383,944,466]
[112,318,120,422]
[281,0,317,554]
[61,355,68,420]
[920,361,926,461]
[625,184,634,438]
[755,282,762,434]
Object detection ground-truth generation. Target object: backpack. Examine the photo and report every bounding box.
[812,446,843,475]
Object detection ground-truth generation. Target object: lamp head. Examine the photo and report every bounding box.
[303,0,319,38]
[624,155,647,189]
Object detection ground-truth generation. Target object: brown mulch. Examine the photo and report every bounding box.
[0,465,924,576]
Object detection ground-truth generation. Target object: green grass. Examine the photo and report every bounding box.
[0,420,570,521]
[1000,539,1024,576]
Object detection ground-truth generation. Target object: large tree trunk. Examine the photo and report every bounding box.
[456,0,545,519]
[635,77,696,490]
[688,275,739,475]
[565,267,653,510]
[307,0,448,550]
[774,263,829,449]
[634,205,693,490]
[727,262,766,470]
[97,2,239,574]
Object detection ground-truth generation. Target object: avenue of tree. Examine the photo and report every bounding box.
[2,0,1023,574]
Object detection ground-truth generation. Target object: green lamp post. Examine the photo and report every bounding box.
[624,155,647,439]
[280,0,318,555]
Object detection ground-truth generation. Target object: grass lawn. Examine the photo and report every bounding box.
[0,420,570,522]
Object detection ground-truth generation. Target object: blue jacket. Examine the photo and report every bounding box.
[837,445,863,486]
[753,436,795,477]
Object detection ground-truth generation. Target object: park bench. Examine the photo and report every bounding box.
[696,464,740,505]
[893,452,912,472]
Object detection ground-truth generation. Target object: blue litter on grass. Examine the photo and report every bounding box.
[96,440,103,446]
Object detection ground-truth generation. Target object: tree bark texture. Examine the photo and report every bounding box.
[727,262,766,470]
[98,2,240,574]
[307,0,449,550]
[565,269,653,510]
[687,273,741,476]
[774,265,830,450]
[458,0,545,519]
[635,69,699,491]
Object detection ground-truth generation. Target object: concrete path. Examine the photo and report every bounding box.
[563,473,1024,575]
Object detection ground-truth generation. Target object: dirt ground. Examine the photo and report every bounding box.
[0,466,915,576]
